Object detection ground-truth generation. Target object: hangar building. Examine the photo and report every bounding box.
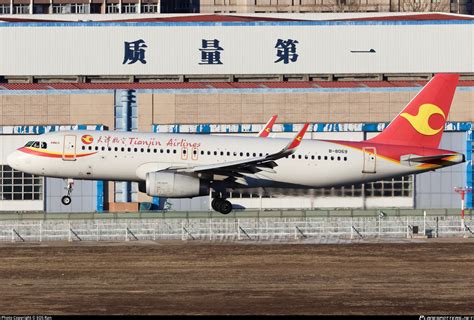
[0,13,472,212]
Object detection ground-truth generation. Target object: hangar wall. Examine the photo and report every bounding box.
[0,86,472,211]
[1,20,473,76]
[1,88,474,127]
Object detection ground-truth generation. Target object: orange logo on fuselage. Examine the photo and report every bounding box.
[400,103,445,136]
[81,135,94,144]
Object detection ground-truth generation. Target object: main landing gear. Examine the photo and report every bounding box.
[211,197,233,215]
[61,179,74,206]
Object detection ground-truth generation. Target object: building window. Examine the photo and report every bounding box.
[106,3,120,13]
[0,165,43,201]
[364,175,413,197]
[141,3,158,13]
[227,175,414,200]
[52,3,90,14]
[0,5,11,14]
[122,3,138,13]
[13,4,29,14]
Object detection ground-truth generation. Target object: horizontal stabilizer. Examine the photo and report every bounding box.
[400,153,465,167]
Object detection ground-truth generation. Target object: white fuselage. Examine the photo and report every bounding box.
[7,130,446,192]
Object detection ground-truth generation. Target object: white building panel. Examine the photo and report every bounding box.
[0,21,472,76]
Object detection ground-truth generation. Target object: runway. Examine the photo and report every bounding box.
[0,239,473,315]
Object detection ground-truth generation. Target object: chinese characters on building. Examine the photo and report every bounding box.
[275,39,299,64]
[199,39,224,65]
[122,39,147,65]
[122,38,299,65]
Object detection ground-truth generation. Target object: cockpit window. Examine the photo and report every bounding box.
[26,141,47,149]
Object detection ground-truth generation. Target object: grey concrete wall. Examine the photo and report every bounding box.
[415,132,467,209]
[45,178,97,213]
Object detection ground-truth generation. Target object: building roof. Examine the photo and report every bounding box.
[2,80,474,91]
[1,13,472,23]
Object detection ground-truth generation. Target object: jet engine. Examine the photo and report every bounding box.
[145,172,209,198]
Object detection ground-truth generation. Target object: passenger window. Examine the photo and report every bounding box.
[298,155,302,159]
[337,156,341,161]
[166,149,170,154]
[344,157,347,161]
[305,155,308,160]
[140,148,144,153]
[88,146,92,150]
[183,149,187,154]
[246,152,250,157]
[331,156,334,161]
[324,156,327,160]
[147,149,151,153]
[220,151,224,156]
[214,151,217,156]
[291,155,295,159]
[318,156,321,160]
[240,152,243,157]
[153,149,157,153]
[82,146,85,150]
[102,147,106,151]
[160,149,164,153]
[122,147,125,152]
[108,147,112,151]
[95,146,99,151]
[201,151,204,155]
[311,155,315,160]
[115,147,118,152]
[134,148,138,152]
[207,151,211,155]
[253,153,256,157]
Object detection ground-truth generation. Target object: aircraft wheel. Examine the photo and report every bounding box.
[218,200,233,215]
[61,195,72,206]
[211,198,220,212]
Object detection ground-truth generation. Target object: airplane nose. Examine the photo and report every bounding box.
[7,151,21,170]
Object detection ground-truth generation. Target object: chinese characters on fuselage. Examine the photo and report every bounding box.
[122,38,299,65]
[96,135,201,148]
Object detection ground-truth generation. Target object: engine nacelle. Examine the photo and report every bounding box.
[145,172,209,198]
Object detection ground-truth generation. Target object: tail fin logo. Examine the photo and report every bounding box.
[400,104,445,136]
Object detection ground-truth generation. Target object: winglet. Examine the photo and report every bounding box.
[286,123,310,151]
[258,115,278,137]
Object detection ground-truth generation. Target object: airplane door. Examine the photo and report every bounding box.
[362,147,376,173]
[63,135,77,161]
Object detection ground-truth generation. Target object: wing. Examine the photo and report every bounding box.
[257,115,278,138]
[177,123,310,177]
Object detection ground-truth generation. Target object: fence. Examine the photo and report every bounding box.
[0,215,472,242]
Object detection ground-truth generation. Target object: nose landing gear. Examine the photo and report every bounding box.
[61,179,74,206]
[211,198,233,215]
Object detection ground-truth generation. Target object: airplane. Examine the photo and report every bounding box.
[7,74,464,214]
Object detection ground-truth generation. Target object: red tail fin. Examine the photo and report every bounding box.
[368,74,459,148]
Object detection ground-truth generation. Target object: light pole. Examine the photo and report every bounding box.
[454,186,472,232]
